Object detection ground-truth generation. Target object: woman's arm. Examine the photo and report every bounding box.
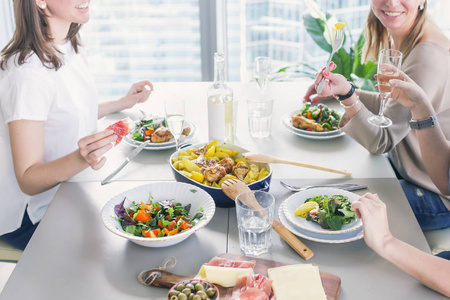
[390,72,450,195]
[352,193,450,297]
[9,120,117,196]
[98,80,153,119]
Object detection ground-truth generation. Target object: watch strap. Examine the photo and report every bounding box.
[334,80,355,101]
[409,115,437,130]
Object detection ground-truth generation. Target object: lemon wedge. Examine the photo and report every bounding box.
[294,202,319,218]
[334,22,346,30]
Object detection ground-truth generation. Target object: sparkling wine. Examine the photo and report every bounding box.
[166,114,184,139]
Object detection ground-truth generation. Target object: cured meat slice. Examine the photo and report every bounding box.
[206,257,256,269]
[106,117,135,145]
[227,273,273,300]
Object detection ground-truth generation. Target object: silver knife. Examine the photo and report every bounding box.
[101,140,150,185]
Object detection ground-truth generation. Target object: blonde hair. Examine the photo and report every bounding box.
[362,2,427,63]
[0,0,82,70]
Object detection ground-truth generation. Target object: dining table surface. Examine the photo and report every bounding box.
[1,81,447,300]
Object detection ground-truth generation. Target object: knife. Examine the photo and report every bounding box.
[101,140,150,185]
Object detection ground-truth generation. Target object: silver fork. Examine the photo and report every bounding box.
[316,29,345,94]
[280,181,367,192]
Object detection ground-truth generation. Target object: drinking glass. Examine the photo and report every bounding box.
[236,191,275,256]
[368,49,403,127]
[254,56,271,92]
[164,98,185,150]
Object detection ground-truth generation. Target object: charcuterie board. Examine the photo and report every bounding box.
[142,253,341,299]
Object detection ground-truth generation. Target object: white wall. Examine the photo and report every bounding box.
[0,0,14,49]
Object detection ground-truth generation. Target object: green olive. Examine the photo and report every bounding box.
[192,295,201,300]
[181,288,191,295]
[185,283,195,291]
[170,296,178,300]
[194,283,205,292]
[176,284,185,291]
[190,281,200,286]
[196,291,207,300]
[205,288,216,297]
[169,290,180,297]
[188,293,195,300]
[177,294,188,300]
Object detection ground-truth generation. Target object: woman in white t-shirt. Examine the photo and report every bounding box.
[0,0,153,250]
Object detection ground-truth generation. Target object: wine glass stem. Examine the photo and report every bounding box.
[175,138,179,150]
[378,95,388,117]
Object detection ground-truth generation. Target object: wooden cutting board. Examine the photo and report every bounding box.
[144,253,341,299]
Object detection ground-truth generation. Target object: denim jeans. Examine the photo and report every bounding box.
[400,179,450,231]
[0,211,38,251]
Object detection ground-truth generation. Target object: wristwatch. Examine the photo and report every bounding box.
[409,115,437,130]
[333,80,355,101]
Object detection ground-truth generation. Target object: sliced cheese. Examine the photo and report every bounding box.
[268,264,326,300]
[195,265,254,288]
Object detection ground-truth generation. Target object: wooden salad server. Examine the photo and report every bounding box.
[221,179,314,260]
[243,152,352,176]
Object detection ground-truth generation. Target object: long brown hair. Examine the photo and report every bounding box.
[362,2,427,63]
[0,0,82,70]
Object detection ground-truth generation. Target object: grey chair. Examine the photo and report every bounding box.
[0,238,22,263]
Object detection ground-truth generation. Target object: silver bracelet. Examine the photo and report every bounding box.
[339,96,360,109]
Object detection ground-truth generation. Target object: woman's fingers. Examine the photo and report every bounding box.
[78,130,117,168]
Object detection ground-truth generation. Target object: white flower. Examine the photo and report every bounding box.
[304,0,326,20]
[323,16,339,46]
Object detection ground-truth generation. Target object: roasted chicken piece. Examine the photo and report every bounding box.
[203,165,227,182]
[233,162,249,181]
[181,127,191,137]
[206,159,217,166]
[150,127,174,143]
[291,114,323,132]
[193,145,207,155]
[192,155,206,168]
[218,157,234,173]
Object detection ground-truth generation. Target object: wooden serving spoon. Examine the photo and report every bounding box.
[243,152,352,176]
[221,179,314,260]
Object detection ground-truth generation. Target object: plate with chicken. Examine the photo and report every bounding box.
[124,116,196,150]
[281,103,345,140]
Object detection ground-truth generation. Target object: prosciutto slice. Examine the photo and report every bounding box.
[106,117,135,145]
[205,257,256,269]
[227,273,273,300]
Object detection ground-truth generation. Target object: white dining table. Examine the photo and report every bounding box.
[1,82,445,300]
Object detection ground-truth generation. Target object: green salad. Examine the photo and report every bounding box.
[300,103,341,131]
[304,194,356,230]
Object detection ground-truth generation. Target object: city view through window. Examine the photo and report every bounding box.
[78,0,448,99]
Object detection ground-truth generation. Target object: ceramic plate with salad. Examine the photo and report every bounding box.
[101,182,215,247]
[282,187,362,235]
[281,103,345,139]
[123,116,196,150]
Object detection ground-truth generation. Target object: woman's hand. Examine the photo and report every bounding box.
[387,70,429,113]
[302,62,347,102]
[120,80,154,110]
[77,130,118,170]
[351,193,394,254]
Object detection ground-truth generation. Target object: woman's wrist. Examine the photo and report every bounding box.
[410,102,435,120]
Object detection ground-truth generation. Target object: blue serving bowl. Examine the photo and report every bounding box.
[169,142,272,208]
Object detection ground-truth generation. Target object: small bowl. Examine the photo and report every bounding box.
[169,142,272,208]
[101,182,215,247]
[167,279,219,300]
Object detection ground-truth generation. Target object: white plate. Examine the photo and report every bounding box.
[282,187,362,235]
[124,119,196,150]
[278,203,364,243]
[281,110,345,140]
[101,182,215,247]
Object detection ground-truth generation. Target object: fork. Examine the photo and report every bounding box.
[280,181,367,192]
[316,29,345,94]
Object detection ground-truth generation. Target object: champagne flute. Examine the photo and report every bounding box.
[165,98,185,150]
[368,49,403,127]
[254,56,271,92]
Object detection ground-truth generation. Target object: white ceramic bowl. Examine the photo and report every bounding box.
[101,182,215,247]
[282,187,362,235]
